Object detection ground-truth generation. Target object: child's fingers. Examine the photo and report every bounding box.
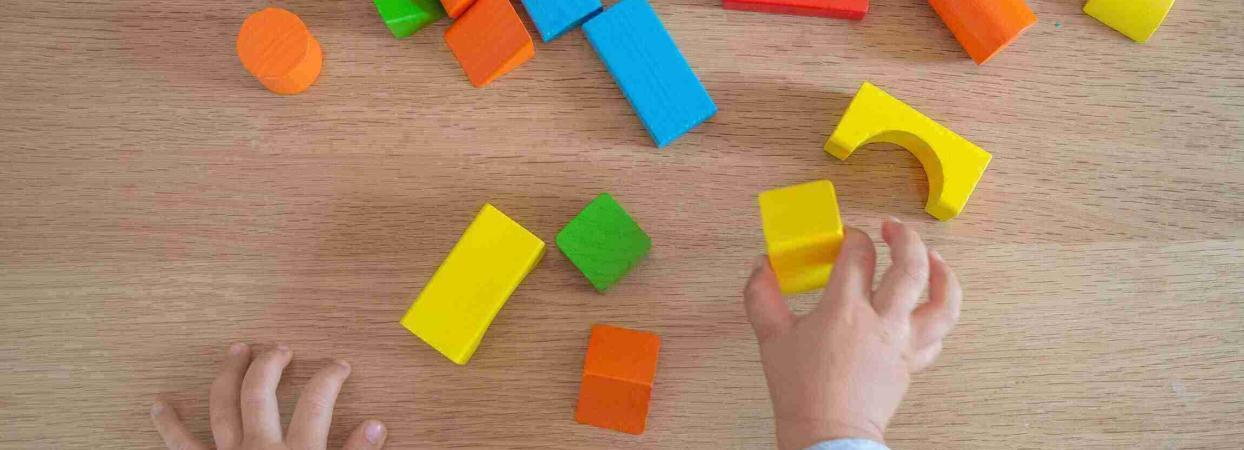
[150,400,208,450]
[287,360,353,449]
[239,344,292,445]
[208,342,251,448]
[911,250,962,350]
[743,256,795,340]
[817,227,877,313]
[871,218,929,320]
[908,341,944,373]
[342,419,387,450]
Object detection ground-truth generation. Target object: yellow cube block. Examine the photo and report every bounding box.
[758,180,844,295]
[400,204,546,365]
[825,82,992,221]
[1084,0,1174,43]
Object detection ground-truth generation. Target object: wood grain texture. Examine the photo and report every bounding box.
[1,1,1241,449]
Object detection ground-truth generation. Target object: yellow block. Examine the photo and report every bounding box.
[825,82,992,221]
[400,204,546,365]
[1084,0,1174,43]
[758,180,844,295]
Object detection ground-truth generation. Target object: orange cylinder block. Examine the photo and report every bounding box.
[929,0,1036,65]
[236,8,323,95]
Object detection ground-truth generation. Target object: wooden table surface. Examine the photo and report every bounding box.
[3,0,1242,448]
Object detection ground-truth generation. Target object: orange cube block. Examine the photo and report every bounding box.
[929,0,1037,65]
[575,324,660,435]
[444,0,535,88]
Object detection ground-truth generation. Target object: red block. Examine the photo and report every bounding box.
[722,0,868,20]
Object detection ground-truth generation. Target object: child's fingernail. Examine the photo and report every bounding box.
[229,343,247,356]
[151,400,166,416]
[930,249,944,262]
[334,359,352,371]
[752,256,768,271]
[365,421,386,443]
[275,344,290,354]
[882,218,899,240]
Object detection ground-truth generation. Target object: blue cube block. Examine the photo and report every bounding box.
[521,0,603,42]
[583,0,717,148]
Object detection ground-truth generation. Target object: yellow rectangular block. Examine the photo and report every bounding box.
[1084,0,1174,43]
[758,180,844,295]
[400,204,546,365]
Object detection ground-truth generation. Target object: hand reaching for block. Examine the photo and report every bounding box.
[744,219,962,450]
[150,343,387,450]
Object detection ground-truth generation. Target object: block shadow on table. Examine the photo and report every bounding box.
[853,0,965,64]
[705,78,855,155]
[706,78,930,222]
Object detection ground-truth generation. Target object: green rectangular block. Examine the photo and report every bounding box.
[556,193,652,292]
[374,0,446,39]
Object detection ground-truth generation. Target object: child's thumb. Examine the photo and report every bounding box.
[744,256,795,340]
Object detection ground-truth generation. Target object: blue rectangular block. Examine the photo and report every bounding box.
[583,0,717,148]
[521,0,602,42]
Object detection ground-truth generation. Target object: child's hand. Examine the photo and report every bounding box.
[151,343,387,450]
[744,219,962,450]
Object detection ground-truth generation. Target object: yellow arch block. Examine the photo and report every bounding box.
[824,82,992,221]
[1084,0,1174,43]
[758,180,843,295]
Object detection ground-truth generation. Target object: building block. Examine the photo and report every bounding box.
[444,0,535,88]
[582,0,717,148]
[556,193,652,292]
[758,180,843,295]
[374,0,446,39]
[236,8,323,95]
[440,0,476,18]
[824,82,992,221]
[929,0,1036,65]
[721,0,868,21]
[521,0,603,42]
[1084,0,1174,43]
[576,324,661,435]
[399,204,546,365]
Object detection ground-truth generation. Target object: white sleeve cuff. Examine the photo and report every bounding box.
[804,439,891,450]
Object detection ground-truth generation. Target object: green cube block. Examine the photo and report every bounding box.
[374,0,446,39]
[556,193,652,292]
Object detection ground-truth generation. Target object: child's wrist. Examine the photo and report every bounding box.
[775,416,885,450]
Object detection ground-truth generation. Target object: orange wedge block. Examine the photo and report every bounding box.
[441,0,477,18]
[236,8,323,95]
[929,0,1036,65]
[444,0,535,88]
